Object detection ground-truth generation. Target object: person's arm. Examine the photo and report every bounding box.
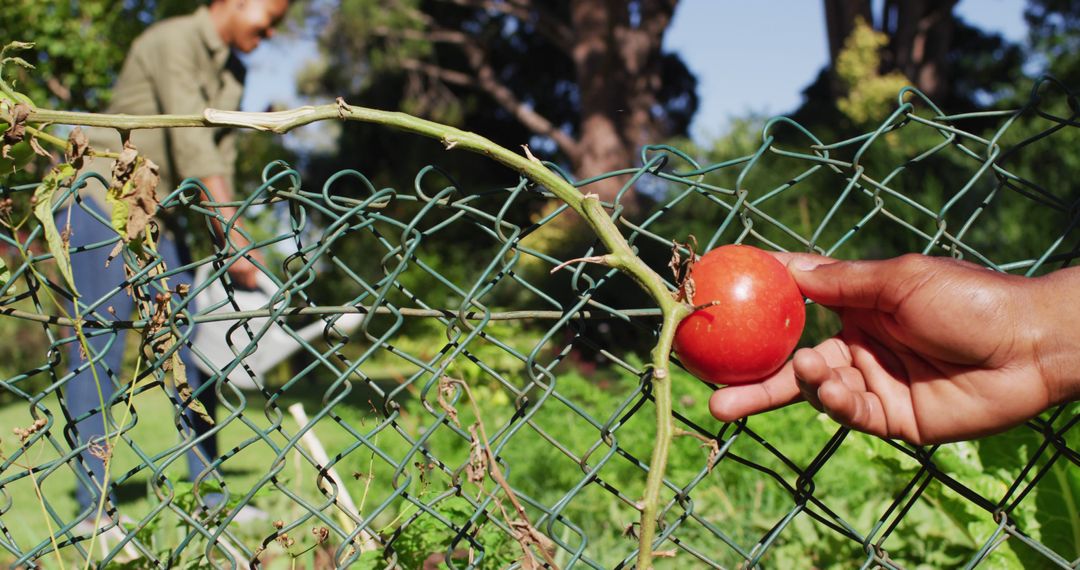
[142,36,259,288]
[1031,265,1080,405]
[709,254,1080,444]
[199,175,260,289]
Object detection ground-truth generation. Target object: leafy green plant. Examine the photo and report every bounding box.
[391,496,517,569]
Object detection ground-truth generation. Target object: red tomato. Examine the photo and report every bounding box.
[672,245,805,384]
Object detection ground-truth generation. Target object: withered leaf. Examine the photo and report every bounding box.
[125,157,159,242]
[107,141,160,243]
[65,127,89,169]
[110,141,139,191]
[28,135,49,158]
[466,423,488,486]
[174,347,214,426]
[670,236,700,304]
[32,163,79,295]
[2,102,30,158]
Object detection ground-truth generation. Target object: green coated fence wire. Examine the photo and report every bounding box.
[0,77,1079,569]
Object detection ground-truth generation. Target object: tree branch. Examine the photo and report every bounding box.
[399,48,582,158]
[369,26,469,45]
[431,0,574,54]
[457,34,581,157]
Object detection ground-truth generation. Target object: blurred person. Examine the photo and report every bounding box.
[63,0,289,529]
[709,253,1080,445]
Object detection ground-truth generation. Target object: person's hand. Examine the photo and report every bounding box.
[199,174,264,290]
[225,252,262,290]
[708,253,1080,444]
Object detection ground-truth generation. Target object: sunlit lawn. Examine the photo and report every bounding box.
[0,380,388,568]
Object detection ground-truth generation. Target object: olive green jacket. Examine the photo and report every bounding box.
[81,6,243,210]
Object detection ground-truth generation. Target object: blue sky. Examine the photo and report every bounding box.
[241,0,1029,143]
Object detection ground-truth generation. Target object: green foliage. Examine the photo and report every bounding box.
[835,18,911,126]
[392,496,517,569]
[1024,0,1080,81]
[0,258,8,293]
[0,0,201,111]
[31,162,77,294]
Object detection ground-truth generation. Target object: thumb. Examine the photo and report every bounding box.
[781,254,921,311]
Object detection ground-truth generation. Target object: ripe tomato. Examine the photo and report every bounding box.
[672,245,805,384]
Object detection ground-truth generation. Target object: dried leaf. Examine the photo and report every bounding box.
[65,127,89,169]
[437,376,460,426]
[146,292,171,338]
[28,135,48,158]
[670,236,700,304]
[125,158,159,241]
[667,242,681,280]
[32,163,78,295]
[107,142,159,245]
[682,275,696,305]
[104,241,124,268]
[174,345,214,426]
[466,423,488,486]
[0,140,32,174]
[2,103,30,158]
[110,141,139,185]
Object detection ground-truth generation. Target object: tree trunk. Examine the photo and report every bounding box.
[570,0,633,208]
[824,0,872,64]
[824,0,956,101]
[823,0,872,95]
[569,0,677,215]
[881,0,957,100]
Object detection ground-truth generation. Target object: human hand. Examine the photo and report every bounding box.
[225,249,263,290]
[708,253,1080,444]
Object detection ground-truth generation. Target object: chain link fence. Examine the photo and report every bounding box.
[1,79,1079,569]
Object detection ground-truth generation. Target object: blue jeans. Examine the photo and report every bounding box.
[62,201,218,513]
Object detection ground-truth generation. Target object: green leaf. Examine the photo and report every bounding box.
[1034,458,1080,562]
[0,256,13,297]
[32,162,77,295]
[108,178,132,236]
[353,549,384,570]
[1013,415,1080,566]
[0,139,34,175]
[393,497,517,570]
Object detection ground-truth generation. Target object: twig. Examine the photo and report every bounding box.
[673,428,721,473]
[549,254,611,275]
[287,403,380,554]
[440,377,560,569]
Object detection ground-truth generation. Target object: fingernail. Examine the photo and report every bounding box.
[792,257,824,272]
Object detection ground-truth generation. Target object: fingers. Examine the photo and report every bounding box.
[227,257,260,289]
[709,338,851,421]
[770,252,932,312]
[816,377,890,438]
[708,366,801,421]
[794,345,893,438]
[709,336,893,440]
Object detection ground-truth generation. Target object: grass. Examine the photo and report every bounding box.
[0,349,1054,569]
[0,378,396,568]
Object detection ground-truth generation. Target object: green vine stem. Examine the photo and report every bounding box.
[28,103,693,568]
